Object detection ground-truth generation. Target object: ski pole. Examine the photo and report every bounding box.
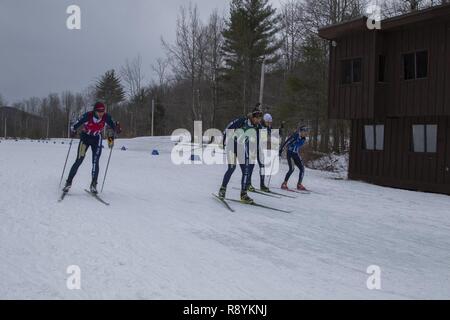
[101,144,114,193]
[59,138,74,188]
[267,152,278,189]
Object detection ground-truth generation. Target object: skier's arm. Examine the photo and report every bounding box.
[105,114,116,131]
[106,114,122,135]
[71,113,89,131]
[279,133,295,156]
[223,118,245,147]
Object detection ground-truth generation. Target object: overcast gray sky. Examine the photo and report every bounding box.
[0,0,281,104]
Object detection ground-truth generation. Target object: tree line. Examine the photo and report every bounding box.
[1,0,447,153]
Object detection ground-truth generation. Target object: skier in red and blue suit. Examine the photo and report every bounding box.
[63,102,121,194]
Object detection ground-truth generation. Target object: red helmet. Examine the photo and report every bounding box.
[94,102,106,113]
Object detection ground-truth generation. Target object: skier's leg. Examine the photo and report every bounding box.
[246,164,255,190]
[245,135,258,190]
[67,138,88,184]
[294,154,305,185]
[256,146,266,188]
[240,164,250,191]
[241,138,251,191]
[221,141,237,189]
[239,153,254,203]
[91,136,103,184]
[222,164,237,188]
[284,153,295,183]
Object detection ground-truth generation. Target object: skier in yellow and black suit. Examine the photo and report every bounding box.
[218,107,263,204]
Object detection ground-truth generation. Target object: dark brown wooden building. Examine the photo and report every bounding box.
[319,4,450,195]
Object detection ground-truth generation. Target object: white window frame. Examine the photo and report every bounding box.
[364,124,384,151]
[412,124,437,153]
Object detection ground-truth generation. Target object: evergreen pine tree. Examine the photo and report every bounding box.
[95,70,126,111]
[222,0,281,114]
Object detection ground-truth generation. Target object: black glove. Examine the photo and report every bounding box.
[70,130,77,138]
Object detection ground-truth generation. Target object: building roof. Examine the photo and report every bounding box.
[0,106,45,120]
[319,3,450,40]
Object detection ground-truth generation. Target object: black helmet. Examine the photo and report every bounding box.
[251,104,263,118]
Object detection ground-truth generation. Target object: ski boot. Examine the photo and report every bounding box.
[240,191,254,204]
[281,182,289,190]
[260,184,270,193]
[297,183,307,191]
[247,185,256,192]
[218,186,227,200]
[63,181,72,193]
[90,181,98,194]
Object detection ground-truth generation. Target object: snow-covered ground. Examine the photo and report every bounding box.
[1,137,450,299]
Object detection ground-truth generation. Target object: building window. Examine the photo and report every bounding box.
[378,55,386,82]
[416,51,428,78]
[412,124,437,153]
[375,125,384,151]
[364,125,384,151]
[342,60,352,84]
[352,58,362,82]
[341,58,362,84]
[403,51,428,80]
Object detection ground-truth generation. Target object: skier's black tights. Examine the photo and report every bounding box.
[67,133,102,184]
[222,139,251,191]
[284,152,304,185]
[222,163,250,191]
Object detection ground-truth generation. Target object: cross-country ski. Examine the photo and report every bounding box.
[84,189,110,206]
[212,193,235,213]
[255,188,297,199]
[231,187,282,199]
[225,198,292,214]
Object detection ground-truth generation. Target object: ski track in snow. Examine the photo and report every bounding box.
[1,137,450,299]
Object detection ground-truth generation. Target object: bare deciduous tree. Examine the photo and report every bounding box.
[381,0,445,17]
[205,10,225,128]
[280,0,306,74]
[151,57,170,89]
[62,91,76,137]
[120,55,145,99]
[303,0,368,32]
[162,3,208,121]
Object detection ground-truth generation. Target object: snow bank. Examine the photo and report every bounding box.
[306,152,349,180]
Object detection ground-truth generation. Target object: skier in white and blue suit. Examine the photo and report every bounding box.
[218,107,264,204]
[246,112,273,193]
[279,125,309,191]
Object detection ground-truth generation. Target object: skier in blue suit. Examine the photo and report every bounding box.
[279,125,309,191]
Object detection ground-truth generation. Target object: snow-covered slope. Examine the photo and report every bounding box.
[1,137,449,299]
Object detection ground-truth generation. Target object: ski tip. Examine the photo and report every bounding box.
[212,194,235,212]
[84,189,110,206]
